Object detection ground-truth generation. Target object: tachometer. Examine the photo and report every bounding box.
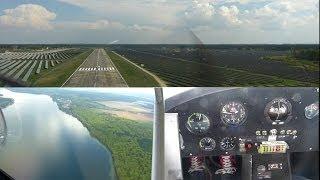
[265,98,292,125]
[220,137,236,151]
[186,113,210,134]
[221,102,246,126]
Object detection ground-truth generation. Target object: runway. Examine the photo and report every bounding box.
[62,49,127,87]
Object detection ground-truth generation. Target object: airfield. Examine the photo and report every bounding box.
[62,49,127,87]
[0,44,318,87]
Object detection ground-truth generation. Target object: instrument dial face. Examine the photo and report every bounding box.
[199,137,216,151]
[220,137,236,150]
[305,102,319,120]
[186,113,210,134]
[221,102,246,126]
[265,98,292,125]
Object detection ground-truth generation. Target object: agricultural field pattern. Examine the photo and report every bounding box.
[0,48,83,86]
[0,45,319,87]
[110,45,319,87]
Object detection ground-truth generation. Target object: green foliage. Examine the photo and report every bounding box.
[71,106,153,180]
[262,55,319,72]
[106,50,160,87]
[117,49,317,87]
[291,48,320,61]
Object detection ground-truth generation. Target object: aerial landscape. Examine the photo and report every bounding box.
[0,0,318,87]
[0,44,318,87]
[0,88,154,180]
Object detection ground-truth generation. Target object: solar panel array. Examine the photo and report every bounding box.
[0,49,81,83]
[0,48,75,60]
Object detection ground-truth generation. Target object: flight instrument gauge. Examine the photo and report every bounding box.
[220,137,236,150]
[186,113,210,134]
[265,98,292,125]
[221,102,247,126]
[199,137,216,151]
[305,102,319,120]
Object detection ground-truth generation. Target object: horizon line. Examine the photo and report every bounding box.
[0,43,319,45]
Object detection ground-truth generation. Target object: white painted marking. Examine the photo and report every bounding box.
[76,65,118,72]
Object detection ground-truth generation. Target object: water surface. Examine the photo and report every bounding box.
[0,89,116,180]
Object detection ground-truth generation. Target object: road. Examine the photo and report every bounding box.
[63,49,127,87]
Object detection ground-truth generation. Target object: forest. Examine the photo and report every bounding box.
[291,48,319,62]
[56,96,154,180]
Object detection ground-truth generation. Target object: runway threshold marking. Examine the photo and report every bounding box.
[78,67,115,71]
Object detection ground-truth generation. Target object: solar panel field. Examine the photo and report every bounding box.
[110,45,318,87]
[0,48,86,86]
[1,44,318,87]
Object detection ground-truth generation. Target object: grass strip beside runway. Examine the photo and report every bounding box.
[32,49,93,87]
[106,50,161,87]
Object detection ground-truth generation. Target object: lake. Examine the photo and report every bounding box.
[0,89,116,180]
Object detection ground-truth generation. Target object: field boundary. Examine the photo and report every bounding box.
[126,49,317,86]
[112,51,167,87]
[104,49,128,87]
[32,49,92,87]
[61,49,94,87]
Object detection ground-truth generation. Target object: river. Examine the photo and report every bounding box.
[0,89,116,180]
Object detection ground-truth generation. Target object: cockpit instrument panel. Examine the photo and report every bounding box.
[166,88,319,157]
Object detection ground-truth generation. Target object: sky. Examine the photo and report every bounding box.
[0,0,319,44]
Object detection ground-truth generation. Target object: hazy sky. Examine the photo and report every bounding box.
[0,0,319,44]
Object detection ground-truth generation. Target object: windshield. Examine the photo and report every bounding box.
[0,88,154,180]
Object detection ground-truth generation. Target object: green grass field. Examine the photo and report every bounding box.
[262,55,319,72]
[106,50,161,87]
[31,49,93,87]
[115,49,319,87]
[72,106,153,180]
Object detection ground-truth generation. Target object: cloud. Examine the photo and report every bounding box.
[80,20,125,30]
[0,4,56,30]
[187,0,319,30]
[245,0,319,30]
[185,0,215,21]
[55,19,160,32]
[0,0,318,44]
[128,24,160,32]
[218,5,242,25]
[215,0,268,5]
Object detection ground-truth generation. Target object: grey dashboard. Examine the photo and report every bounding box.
[166,87,319,157]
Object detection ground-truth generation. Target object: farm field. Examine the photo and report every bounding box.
[1,44,318,87]
[0,48,89,86]
[111,45,319,87]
